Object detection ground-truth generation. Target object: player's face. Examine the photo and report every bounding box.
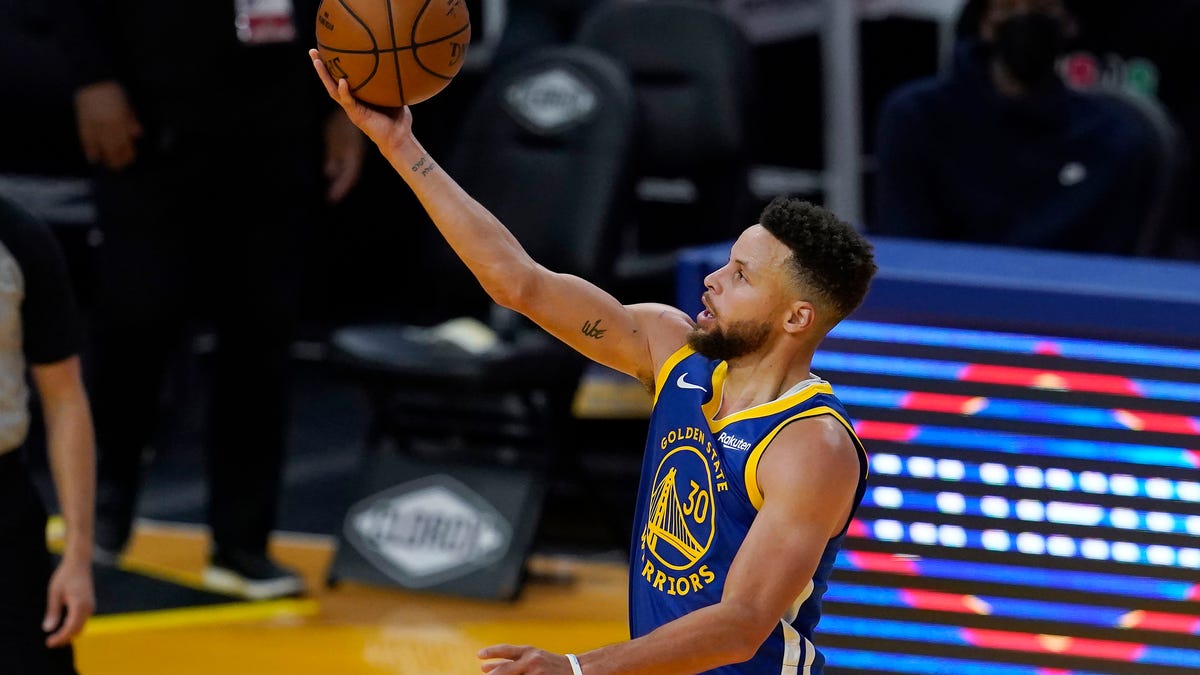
[688,225,795,361]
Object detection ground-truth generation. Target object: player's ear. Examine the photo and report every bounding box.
[784,300,814,334]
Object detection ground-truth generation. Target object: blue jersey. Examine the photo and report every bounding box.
[628,345,868,674]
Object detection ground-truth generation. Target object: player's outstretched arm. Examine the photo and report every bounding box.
[309,50,692,383]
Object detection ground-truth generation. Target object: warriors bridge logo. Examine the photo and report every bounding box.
[638,426,727,596]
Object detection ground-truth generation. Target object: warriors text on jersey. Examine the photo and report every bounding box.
[628,345,868,674]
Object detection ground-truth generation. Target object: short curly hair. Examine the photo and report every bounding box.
[758,196,877,322]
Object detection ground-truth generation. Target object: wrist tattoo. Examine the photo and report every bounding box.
[411,155,436,176]
[582,319,606,339]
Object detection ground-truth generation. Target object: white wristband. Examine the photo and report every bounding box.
[566,653,584,675]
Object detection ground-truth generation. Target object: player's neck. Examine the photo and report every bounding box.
[718,354,815,417]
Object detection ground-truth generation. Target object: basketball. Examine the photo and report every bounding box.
[315,0,471,107]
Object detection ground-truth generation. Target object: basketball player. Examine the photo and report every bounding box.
[311,51,876,675]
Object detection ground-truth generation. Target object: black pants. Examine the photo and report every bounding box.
[0,451,79,675]
[86,131,322,555]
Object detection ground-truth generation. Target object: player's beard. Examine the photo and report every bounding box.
[687,318,771,362]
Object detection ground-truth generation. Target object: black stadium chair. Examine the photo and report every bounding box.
[574,0,758,303]
[325,44,637,469]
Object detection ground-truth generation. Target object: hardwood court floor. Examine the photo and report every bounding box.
[72,521,630,675]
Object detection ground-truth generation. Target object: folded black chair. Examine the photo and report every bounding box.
[326,44,637,469]
[575,0,758,303]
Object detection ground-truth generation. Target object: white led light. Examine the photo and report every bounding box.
[1111,541,1140,562]
[1080,538,1110,560]
[1044,468,1074,491]
[1016,532,1046,555]
[938,524,967,548]
[1146,545,1176,566]
[1046,535,1076,557]
[935,492,966,514]
[910,522,938,545]
[1046,501,1102,526]
[873,520,904,541]
[980,496,1010,519]
[979,463,1009,485]
[981,529,1011,551]
[872,486,903,509]
[1110,474,1138,496]
[1016,499,1046,521]
[1145,478,1173,500]
[872,454,902,475]
[1110,508,1140,529]
[937,459,965,482]
[1187,515,1200,536]
[1146,512,1175,533]
[1078,471,1108,494]
[1015,466,1044,489]
[1178,548,1200,569]
[1177,481,1200,502]
[907,456,936,478]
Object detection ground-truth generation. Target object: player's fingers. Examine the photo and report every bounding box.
[41,597,62,635]
[44,606,85,648]
[478,644,526,661]
[335,77,356,106]
[42,591,71,648]
[308,49,340,96]
[480,659,510,673]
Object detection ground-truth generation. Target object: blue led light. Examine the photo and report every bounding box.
[861,487,1199,536]
[825,582,1140,628]
[821,647,1114,675]
[869,453,1200,502]
[857,518,1200,569]
[830,320,1200,370]
[837,553,1197,601]
[819,616,1200,668]
[815,351,1200,403]
[838,385,1200,433]
[866,424,1197,469]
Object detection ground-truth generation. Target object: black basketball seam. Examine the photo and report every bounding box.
[412,0,467,81]
[410,23,469,79]
[405,0,433,105]
[384,0,406,105]
[322,0,382,95]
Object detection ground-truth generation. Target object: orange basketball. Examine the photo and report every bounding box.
[315,0,470,106]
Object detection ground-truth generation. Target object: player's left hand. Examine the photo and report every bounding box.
[309,49,414,155]
[478,644,576,674]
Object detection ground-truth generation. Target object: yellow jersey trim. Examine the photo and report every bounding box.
[744,406,863,511]
[652,344,698,406]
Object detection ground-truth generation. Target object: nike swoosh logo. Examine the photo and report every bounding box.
[676,373,708,393]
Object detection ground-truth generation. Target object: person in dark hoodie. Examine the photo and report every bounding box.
[869,0,1159,255]
[56,0,366,599]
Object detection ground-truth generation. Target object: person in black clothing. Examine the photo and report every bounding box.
[1059,0,1200,258]
[57,0,366,598]
[0,194,97,675]
[0,0,100,312]
[870,0,1159,255]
